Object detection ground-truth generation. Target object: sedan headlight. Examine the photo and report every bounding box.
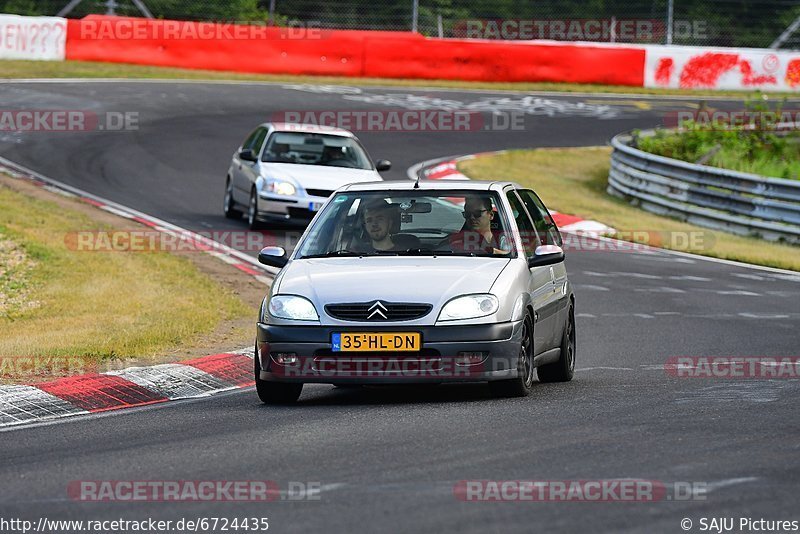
[438,294,499,322]
[268,295,318,321]
[265,178,296,196]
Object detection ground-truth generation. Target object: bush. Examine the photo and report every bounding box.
[637,95,800,180]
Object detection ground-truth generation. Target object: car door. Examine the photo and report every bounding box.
[233,126,268,202]
[518,189,569,342]
[505,189,557,356]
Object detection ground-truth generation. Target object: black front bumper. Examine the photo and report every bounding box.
[256,322,523,384]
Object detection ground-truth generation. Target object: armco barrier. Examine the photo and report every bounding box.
[63,15,645,86]
[608,130,800,244]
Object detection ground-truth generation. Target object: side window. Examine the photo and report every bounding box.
[518,189,562,247]
[241,128,261,150]
[250,128,268,157]
[506,191,540,256]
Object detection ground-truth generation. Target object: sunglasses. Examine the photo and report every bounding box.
[462,209,489,219]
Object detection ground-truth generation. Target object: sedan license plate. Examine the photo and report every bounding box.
[332,333,422,352]
[309,201,324,212]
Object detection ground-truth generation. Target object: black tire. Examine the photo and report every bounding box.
[247,189,262,230]
[538,304,575,383]
[489,314,535,398]
[255,348,303,404]
[223,178,243,219]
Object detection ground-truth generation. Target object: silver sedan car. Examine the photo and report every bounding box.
[254,180,575,403]
[224,123,391,229]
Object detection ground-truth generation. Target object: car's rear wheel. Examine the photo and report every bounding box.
[223,178,242,219]
[248,189,262,230]
[255,349,303,404]
[489,314,534,398]
[538,304,575,383]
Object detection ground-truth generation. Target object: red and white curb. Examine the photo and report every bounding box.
[0,349,255,429]
[410,153,616,237]
[0,155,277,284]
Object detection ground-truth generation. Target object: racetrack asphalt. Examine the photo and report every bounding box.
[0,80,799,533]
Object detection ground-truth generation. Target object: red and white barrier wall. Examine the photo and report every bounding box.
[644,45,800,91]
[2,14,800,92]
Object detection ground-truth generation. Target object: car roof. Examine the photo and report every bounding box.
[340,179,520,192]
[264,122,356,137]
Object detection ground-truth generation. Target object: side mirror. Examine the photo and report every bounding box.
[258,246,288,268]
[239,149,257,162]
[375,159,392,171]
[527,245,565,268]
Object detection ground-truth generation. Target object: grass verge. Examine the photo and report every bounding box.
[0,175,253,376]
[459,147,800,271]
[3,60,800,98]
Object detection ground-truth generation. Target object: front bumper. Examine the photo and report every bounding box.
[256,321,524,384]
[257,193,326,221]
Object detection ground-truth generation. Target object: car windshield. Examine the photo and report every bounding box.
[262,131,373,170]
[296,191,517,258]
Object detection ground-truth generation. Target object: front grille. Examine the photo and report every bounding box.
[325,301,432,322]
[306,188,334,198]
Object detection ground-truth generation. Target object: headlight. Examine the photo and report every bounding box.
[268,295,318,321]
[265,179,296,196]
[438,294,499,322]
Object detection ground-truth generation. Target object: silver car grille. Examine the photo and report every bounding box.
[325,301,432,322]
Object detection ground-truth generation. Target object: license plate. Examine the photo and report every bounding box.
[309,201,323,212]
[332,333,422,352]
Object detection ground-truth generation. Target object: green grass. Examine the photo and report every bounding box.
[636,126,800,180]
[0,181,252,362]
[459,147,800,271]
[5,60,800,98]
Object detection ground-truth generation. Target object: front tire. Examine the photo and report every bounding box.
[489,314,534,398]
[538,304,575,383]
[255,349,303,404]
[223,178,242,219]
[247,189,262,230]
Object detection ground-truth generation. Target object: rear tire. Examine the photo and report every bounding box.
[223,178,242,219]
[489,314,534,398]
[538,304,575,383]
[255,349,302,404]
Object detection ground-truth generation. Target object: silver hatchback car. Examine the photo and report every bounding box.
[254,180,575,403]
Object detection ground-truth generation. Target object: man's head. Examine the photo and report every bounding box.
[323,145,344,161]
[362,198,394,244]
[462,195,494,233]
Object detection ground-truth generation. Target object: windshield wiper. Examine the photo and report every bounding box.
[300,249,361,259]
[300,249,400,259]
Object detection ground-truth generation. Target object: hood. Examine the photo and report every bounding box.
[276,257,510,318]
[261,163,380,190]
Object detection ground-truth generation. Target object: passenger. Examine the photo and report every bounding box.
[449,196,510,255]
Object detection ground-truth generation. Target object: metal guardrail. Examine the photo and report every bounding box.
[608,130,800,245]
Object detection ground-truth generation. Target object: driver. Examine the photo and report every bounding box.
[321,145,346,164]
[359,199,399,252]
